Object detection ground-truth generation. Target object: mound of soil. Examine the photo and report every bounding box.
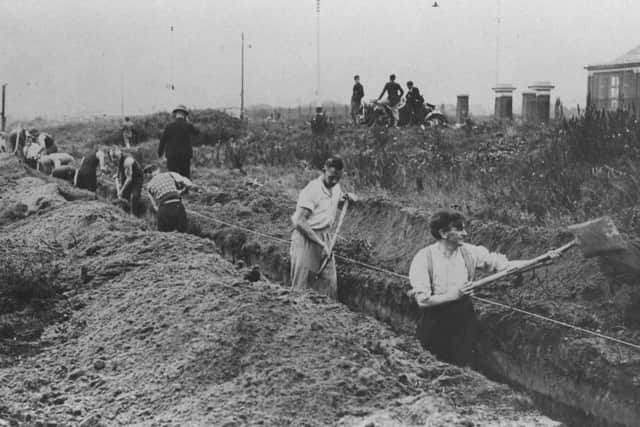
[0,156,559,425]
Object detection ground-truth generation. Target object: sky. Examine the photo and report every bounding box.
[1,0,639,119]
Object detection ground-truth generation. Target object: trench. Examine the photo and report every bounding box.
[184,199,640,427]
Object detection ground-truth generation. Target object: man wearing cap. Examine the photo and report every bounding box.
[290,156,355,299]
[143,165,197,232]
[158,105,199,179]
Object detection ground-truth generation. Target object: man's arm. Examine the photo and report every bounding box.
[117,160,133,199]
[378,83,388,100]
[291,207,329,257]
[145,189,158,212]
[169,172,195,194]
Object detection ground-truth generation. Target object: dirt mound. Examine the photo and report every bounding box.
[0,158,559,425]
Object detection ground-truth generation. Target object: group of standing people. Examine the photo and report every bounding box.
[350,74,425,127]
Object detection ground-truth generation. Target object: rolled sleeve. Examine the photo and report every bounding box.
[409,248,432,303]
[469,244,509,272]
[296,185,317,213]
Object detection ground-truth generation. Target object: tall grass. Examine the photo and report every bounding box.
[222,110,640,229]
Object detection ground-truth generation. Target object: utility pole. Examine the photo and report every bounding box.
[120,72,125,118]
[495,0,501,84]
[241,32,245,121]
[1,84,6,131]
[315,0,321,106]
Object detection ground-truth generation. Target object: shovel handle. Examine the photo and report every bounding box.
[469,239,577,290]
[315,199,349,279]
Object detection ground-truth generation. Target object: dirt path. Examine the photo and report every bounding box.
[0,154,561,426]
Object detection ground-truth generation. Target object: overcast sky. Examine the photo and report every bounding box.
[1,0,639,119]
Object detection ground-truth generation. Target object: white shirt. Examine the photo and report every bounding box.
[408,242,511,304]
[296,176,343,230]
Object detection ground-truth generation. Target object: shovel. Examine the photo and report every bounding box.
[468,216,626,290]
[315,198,349,279]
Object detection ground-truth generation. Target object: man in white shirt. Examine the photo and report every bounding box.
[290,156,353,299]
[408,209,528,366]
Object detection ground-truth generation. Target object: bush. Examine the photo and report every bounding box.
[0,240,61,309]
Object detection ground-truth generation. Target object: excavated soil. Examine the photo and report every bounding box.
[0,154,561,426]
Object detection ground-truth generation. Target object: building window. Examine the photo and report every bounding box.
[610,75,620,110]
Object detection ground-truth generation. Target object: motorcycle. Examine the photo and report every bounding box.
[361,98,448,128]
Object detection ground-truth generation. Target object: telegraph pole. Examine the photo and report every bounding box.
[241,32,245,121]
[315,0,321,105]
[1,84,6,131]
[495,0,501,84]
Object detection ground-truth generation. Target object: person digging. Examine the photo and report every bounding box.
[408,209,561,367]
[143,165,198,232]
[115,149,145,216]
[290,156,356,299]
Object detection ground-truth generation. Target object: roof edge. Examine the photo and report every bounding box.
[585,62,640,71]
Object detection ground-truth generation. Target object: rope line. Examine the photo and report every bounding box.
[189,209,640,352]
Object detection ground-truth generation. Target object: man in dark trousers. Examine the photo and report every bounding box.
[143,165,198,232]
[158,105,198,179]
[408,209,542,367]
[405,81,424,125]
[351,75,364,125]
[377,74,404,127]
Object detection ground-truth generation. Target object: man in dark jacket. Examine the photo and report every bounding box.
[377,74,404,127]
[405,81,424,125]
[158,105,198,179]
[351,75,364,125]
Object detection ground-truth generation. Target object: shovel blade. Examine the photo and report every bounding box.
[568,216,626,258]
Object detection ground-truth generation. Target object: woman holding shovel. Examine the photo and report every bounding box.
[408,209,562,367]
[290,156,355,299]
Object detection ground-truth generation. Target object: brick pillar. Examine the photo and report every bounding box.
[522,92,537,122]
[492,84,516,119]
[528,81,555,123]
[456,95,469,123]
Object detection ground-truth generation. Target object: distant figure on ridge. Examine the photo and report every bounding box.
[122,117,134,148]
[351,75,364,125]
[158,105,198,179]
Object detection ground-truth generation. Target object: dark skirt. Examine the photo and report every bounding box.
[167,155,191,179]
[416,296,477,367]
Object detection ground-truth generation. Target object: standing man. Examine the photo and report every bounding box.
[290,156,354,299]
[405,81,424,125]
[122,117,134,148]
[158,105,198,179]
[351,75,364,125]
[408,209,534,367]
[377,74,404,127]
[143,165,197,232]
